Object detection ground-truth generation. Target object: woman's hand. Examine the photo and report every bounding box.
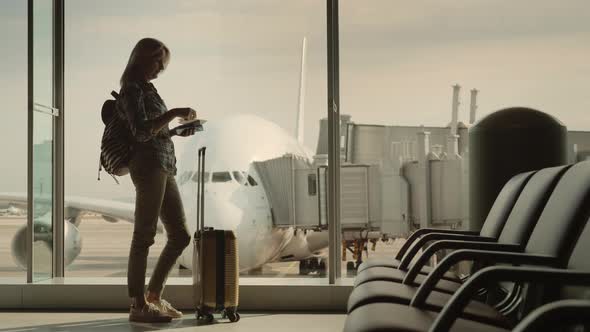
[177,127,196,137]
[171,107,197,121]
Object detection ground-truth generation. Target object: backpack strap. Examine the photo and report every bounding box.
[110,174,120,185]
[97,160,120,185]
[97,158,102,181]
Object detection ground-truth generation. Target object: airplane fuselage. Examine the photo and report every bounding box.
[173,114,328,272]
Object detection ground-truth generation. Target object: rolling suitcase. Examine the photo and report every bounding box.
[193,147,240,323]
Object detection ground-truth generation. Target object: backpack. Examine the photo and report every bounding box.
[98,90,132,184]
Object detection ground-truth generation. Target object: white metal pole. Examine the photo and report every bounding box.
[295,37,307,144]
[451,84,461,135]
[469,89,479,125]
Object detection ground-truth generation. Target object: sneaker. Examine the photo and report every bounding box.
[149,299,183,318]
[129,302,173,323]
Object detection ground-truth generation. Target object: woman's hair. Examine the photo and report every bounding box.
[120,38,170,87]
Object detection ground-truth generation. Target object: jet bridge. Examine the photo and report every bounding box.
[253,154,320,228]
[317,164,410,267]
[253,154,408,270]
[253,155,405,234]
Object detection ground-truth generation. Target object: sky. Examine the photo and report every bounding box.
[1,0,590,199]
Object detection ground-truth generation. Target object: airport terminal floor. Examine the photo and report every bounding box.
[0,312,346,332]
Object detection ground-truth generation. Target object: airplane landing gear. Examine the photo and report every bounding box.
[299,260,310,275]
[318,259,327,277]
[343,239,376,276]
[247,266,264,275]
[346,261,356,271]
[299,258,327,276]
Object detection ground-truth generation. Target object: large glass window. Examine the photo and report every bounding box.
[64,0,328,280]
[0,1,28,281]
[338,0,590,277]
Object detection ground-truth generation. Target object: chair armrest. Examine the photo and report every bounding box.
[395,228,480,260]
[403,241,521,282]
[409,250,558,306]
[398,233,495,270]
[512,300,590,332]
[429,266,590,332]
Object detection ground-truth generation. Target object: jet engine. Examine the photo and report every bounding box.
[11,219,83,269]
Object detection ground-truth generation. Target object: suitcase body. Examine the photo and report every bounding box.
[193,147,240,323]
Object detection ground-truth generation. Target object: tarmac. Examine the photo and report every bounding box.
[0,216,403,279]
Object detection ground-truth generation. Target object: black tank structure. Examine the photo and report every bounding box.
[469,107,567,231]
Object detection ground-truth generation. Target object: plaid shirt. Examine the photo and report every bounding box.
[119,81,177,175]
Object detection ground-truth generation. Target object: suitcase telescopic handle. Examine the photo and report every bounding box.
[197,147,207,232]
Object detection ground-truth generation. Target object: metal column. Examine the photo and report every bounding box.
[27,0,65,282]
[327,0,341,284]
[26,0,33,284]
[53,0,65,278]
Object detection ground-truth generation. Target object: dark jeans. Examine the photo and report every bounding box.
[127,151,191,298]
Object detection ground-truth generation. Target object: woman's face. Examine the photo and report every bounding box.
[145,56,166,81]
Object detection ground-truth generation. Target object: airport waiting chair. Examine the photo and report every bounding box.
[511,300,590,332]
[343,195,590,332]
[343,301,590,332]
[347,162,590,325]
[353,165,568,291]
[357,170,534,278]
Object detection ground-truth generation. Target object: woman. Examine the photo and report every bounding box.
[119,38,196,323]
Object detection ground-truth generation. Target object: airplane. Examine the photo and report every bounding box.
[0,205,23,216]
[0,113,330,276]
[174,114,329,274]
[0,37,331,276]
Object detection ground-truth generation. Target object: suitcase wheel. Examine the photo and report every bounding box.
[227,311,240,323]
[196,309,214,324]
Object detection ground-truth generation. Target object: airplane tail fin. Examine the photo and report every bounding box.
[295,37,307,144]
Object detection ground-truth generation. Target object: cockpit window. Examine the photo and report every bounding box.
[232,171,246,185]
[247,174,258,186]
[212,172,232,183]
[191,171,210,183]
